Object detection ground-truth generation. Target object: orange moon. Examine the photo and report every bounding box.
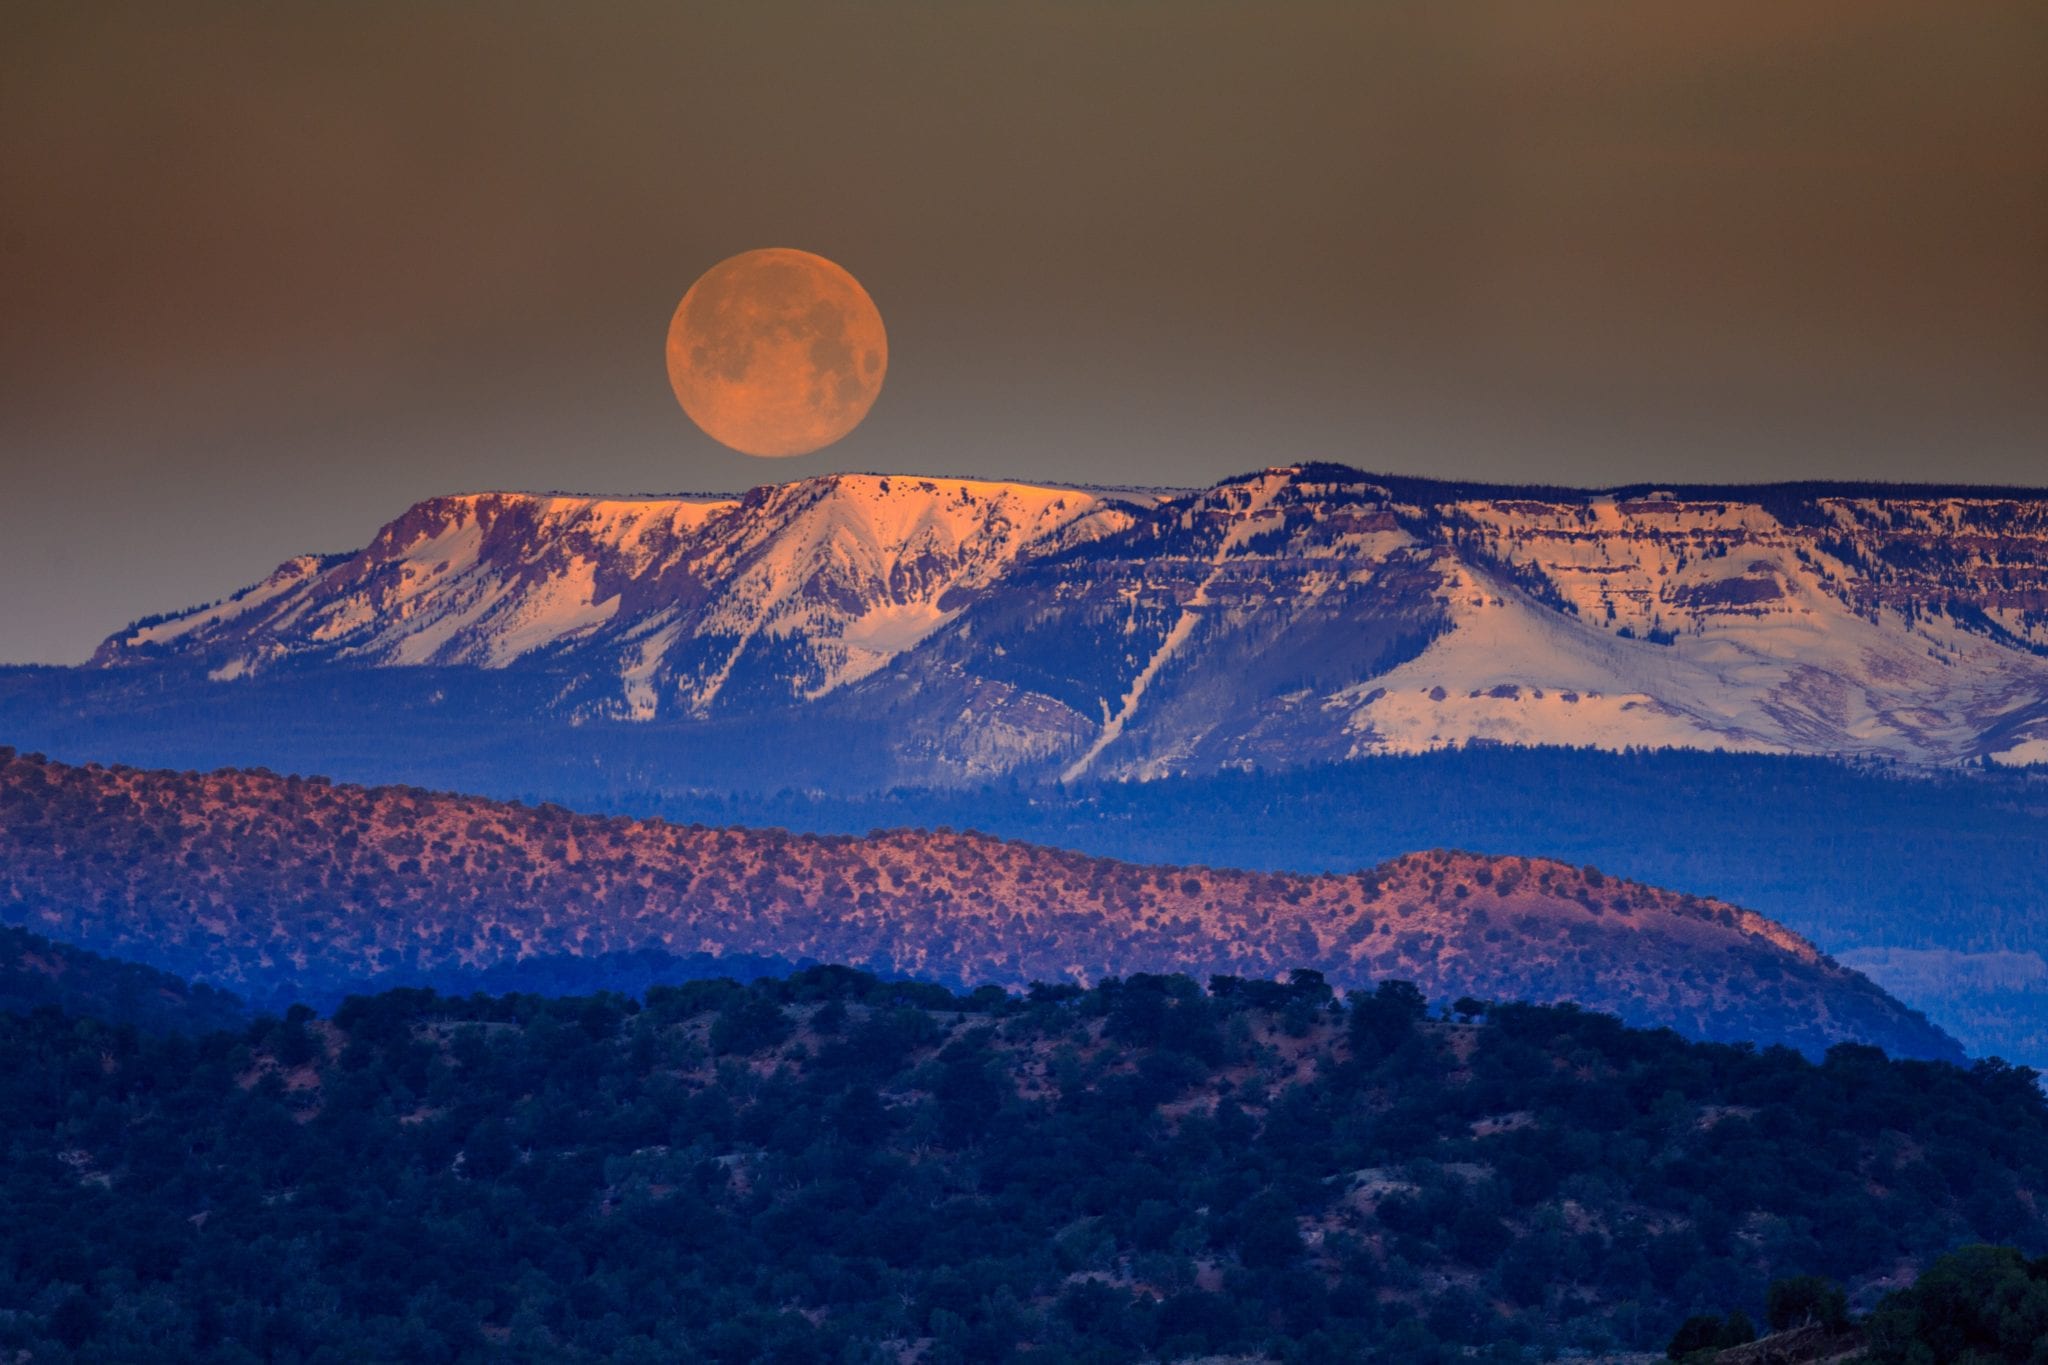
[665,248,888,457]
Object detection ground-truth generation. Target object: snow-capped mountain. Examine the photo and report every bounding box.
[86,464,2048,781]
[97,475,1143,720]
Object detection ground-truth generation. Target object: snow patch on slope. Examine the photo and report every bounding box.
[128,557,328,648]
[1338,530,2048,763]
[674,475,1130,715]
[1061,472,1289,781]
[1994,738,2048,767]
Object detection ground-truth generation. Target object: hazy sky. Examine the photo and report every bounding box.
[3,2,2044,663]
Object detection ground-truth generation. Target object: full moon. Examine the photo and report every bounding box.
[665,248,888,457]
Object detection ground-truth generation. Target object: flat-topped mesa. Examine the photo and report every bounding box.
[1422,490,2048,641]
[80,463,2048,769]
[91,474,1142,715]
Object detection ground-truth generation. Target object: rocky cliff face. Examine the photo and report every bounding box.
[87,464,2048,777]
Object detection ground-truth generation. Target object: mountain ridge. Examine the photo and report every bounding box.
[0,748,1960,1060]
[73,463,2048,778]
[0,922,247,1034]
[94,474,1146,720]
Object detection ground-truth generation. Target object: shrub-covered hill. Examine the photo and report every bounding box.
[1672,1242,2048,1363]
[0,748,1957,1060]
[0,970,2039,1364]
[0,923,245,1034]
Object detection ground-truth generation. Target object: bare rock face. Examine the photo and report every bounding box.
[86,463,2048,778]
[0,748,1964,1062]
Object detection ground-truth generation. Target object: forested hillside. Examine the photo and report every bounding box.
[0,924,245,1034]
[601,749,2048,1066]
[0,969,2039,1363]
[0,749,1957,1059]
[9,684,2039,1061]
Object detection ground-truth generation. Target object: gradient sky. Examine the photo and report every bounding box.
[2,2,2045,663]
